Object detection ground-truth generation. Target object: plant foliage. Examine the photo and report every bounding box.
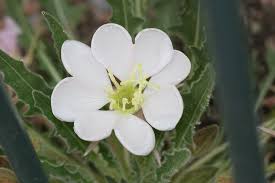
[0,0,221,182]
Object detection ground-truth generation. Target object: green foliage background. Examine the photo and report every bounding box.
[0,0,253,182]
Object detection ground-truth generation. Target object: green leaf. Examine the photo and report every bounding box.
[156,148,191,183]
[27,126,97,183]
[174,166,218,183]
[169,0,204,47]
[40,0,86,35]
[146,0,184,30]
[32,91,86,152]
[106,134,131,180]
[161,0,213,150]
[43,161,88,183]
[175,62,215,147]
[0,50,52,114]
[0,51,117,181]
[128,132,165,183]
[42,11,69,61]
[98,142,123,182]
[108,0,144,35]
[32,93,122,182]
[193,125,219,157]
[0,50,84,152]
[130,155,158,183]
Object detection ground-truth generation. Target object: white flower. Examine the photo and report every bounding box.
[51,23,191,156]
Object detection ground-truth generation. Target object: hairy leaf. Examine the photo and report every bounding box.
[0,50,52,114]
[31,93,121,180]
[130,155,158,183]
[0,52,52,96]
[129,1,214,181]
[157,148,191,183]
[32,91,86,152]
[33,92,122,181]
[97,142,122,182]
[27,126,97,183]
[0,50,84,152]
[0,51,118,180]
[42,11,69,61]
[167,0,213,150]
[40,0,85,33]
[175,63,214,147]
[128,132,165,183]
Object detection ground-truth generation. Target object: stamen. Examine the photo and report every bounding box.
[109,99,115,110]
[107,64,158,114]
[132,91,143,110]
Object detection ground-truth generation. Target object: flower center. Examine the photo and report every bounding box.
[107,65,150,114]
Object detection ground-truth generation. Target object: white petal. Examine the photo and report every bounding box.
[74,111,118,141]
[91,23,134,81]
[150,50,191,85]
[114,114,155,156]
[133,28,173,78]
[61,40,110,87]
[142,85,183,131]
[51,77,108,122]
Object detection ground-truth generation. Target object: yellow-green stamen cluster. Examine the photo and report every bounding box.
[107,65,149,114]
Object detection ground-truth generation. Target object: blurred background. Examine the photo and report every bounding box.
[1,0,275,182]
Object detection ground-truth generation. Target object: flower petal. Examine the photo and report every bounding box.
[133,28,173,78]
[91,23,134,81]
[150,50,191,85]
[74,111,118,141]
[142,85,183,131]
[114,114,155,156]
[51,77,108,122]
[61,40,110,87]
